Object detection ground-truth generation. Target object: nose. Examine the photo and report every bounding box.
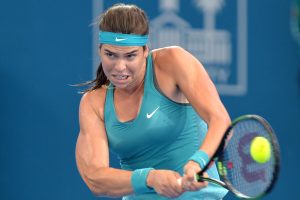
[114,59,127,72]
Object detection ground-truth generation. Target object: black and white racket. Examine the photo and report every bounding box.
[181,115,280,199]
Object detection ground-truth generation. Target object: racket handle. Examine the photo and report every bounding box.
[176,174,198,186]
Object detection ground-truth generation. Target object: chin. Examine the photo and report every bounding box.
[110,81,129,89]
[110,76,133,89]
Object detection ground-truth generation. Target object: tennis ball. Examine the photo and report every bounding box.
[250,136,271,164]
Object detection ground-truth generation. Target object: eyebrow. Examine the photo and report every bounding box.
[104,49,139,55]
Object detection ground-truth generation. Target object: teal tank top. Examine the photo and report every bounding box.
[104,52,228,200]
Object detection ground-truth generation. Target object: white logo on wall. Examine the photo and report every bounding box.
[93,0,248,96]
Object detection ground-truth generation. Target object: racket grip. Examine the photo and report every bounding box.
[176,174,198,186]
[195,173,201,181]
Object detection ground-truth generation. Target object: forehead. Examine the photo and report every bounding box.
[101,44,141,53]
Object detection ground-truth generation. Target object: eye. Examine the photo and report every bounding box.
[105,52,114,58]
[105,52,117,59]
[126,54,137,59]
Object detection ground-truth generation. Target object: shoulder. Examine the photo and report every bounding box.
[152,46,187,63]
[152,46,197,68]
[152,46,200,75]
[79,87,107,120]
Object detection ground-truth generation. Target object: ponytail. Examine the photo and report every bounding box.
[75,62,110,93]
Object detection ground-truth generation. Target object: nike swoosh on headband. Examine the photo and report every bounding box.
[115,37,127,42]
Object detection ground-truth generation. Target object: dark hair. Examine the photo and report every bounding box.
[80,4,149,93]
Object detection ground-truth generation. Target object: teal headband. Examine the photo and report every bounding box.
[99,31,149,46]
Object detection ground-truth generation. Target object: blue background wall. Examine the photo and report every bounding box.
[0,0,299,199]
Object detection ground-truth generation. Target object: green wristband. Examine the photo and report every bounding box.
[189,150,210,169]
[131,168,154,194]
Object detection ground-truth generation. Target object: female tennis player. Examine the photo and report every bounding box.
[75,3,231,200]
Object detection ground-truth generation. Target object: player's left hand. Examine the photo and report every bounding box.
[181,161,208,191]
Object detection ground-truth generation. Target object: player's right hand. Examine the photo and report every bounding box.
[146,169,184,198]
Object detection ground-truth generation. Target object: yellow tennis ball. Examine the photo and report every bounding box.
[250,136,271,163]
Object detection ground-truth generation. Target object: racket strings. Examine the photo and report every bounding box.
[220,119,276,197]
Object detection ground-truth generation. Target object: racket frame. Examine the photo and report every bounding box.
[196,114,281,199]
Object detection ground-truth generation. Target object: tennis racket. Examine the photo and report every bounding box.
[179,114,280,199]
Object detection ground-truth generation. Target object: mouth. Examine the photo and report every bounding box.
[112,74,129,81]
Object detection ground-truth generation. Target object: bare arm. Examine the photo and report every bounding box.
[75,91,133,197]
[152,47,231,191]
[76,90,186,198]
[159,46,231,191]
[166,46,231,156]
[156,47,230,156]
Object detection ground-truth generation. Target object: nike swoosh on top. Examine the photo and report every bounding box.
[146,107,160,119]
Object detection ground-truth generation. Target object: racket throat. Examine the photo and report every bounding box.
[198,176,228,189]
